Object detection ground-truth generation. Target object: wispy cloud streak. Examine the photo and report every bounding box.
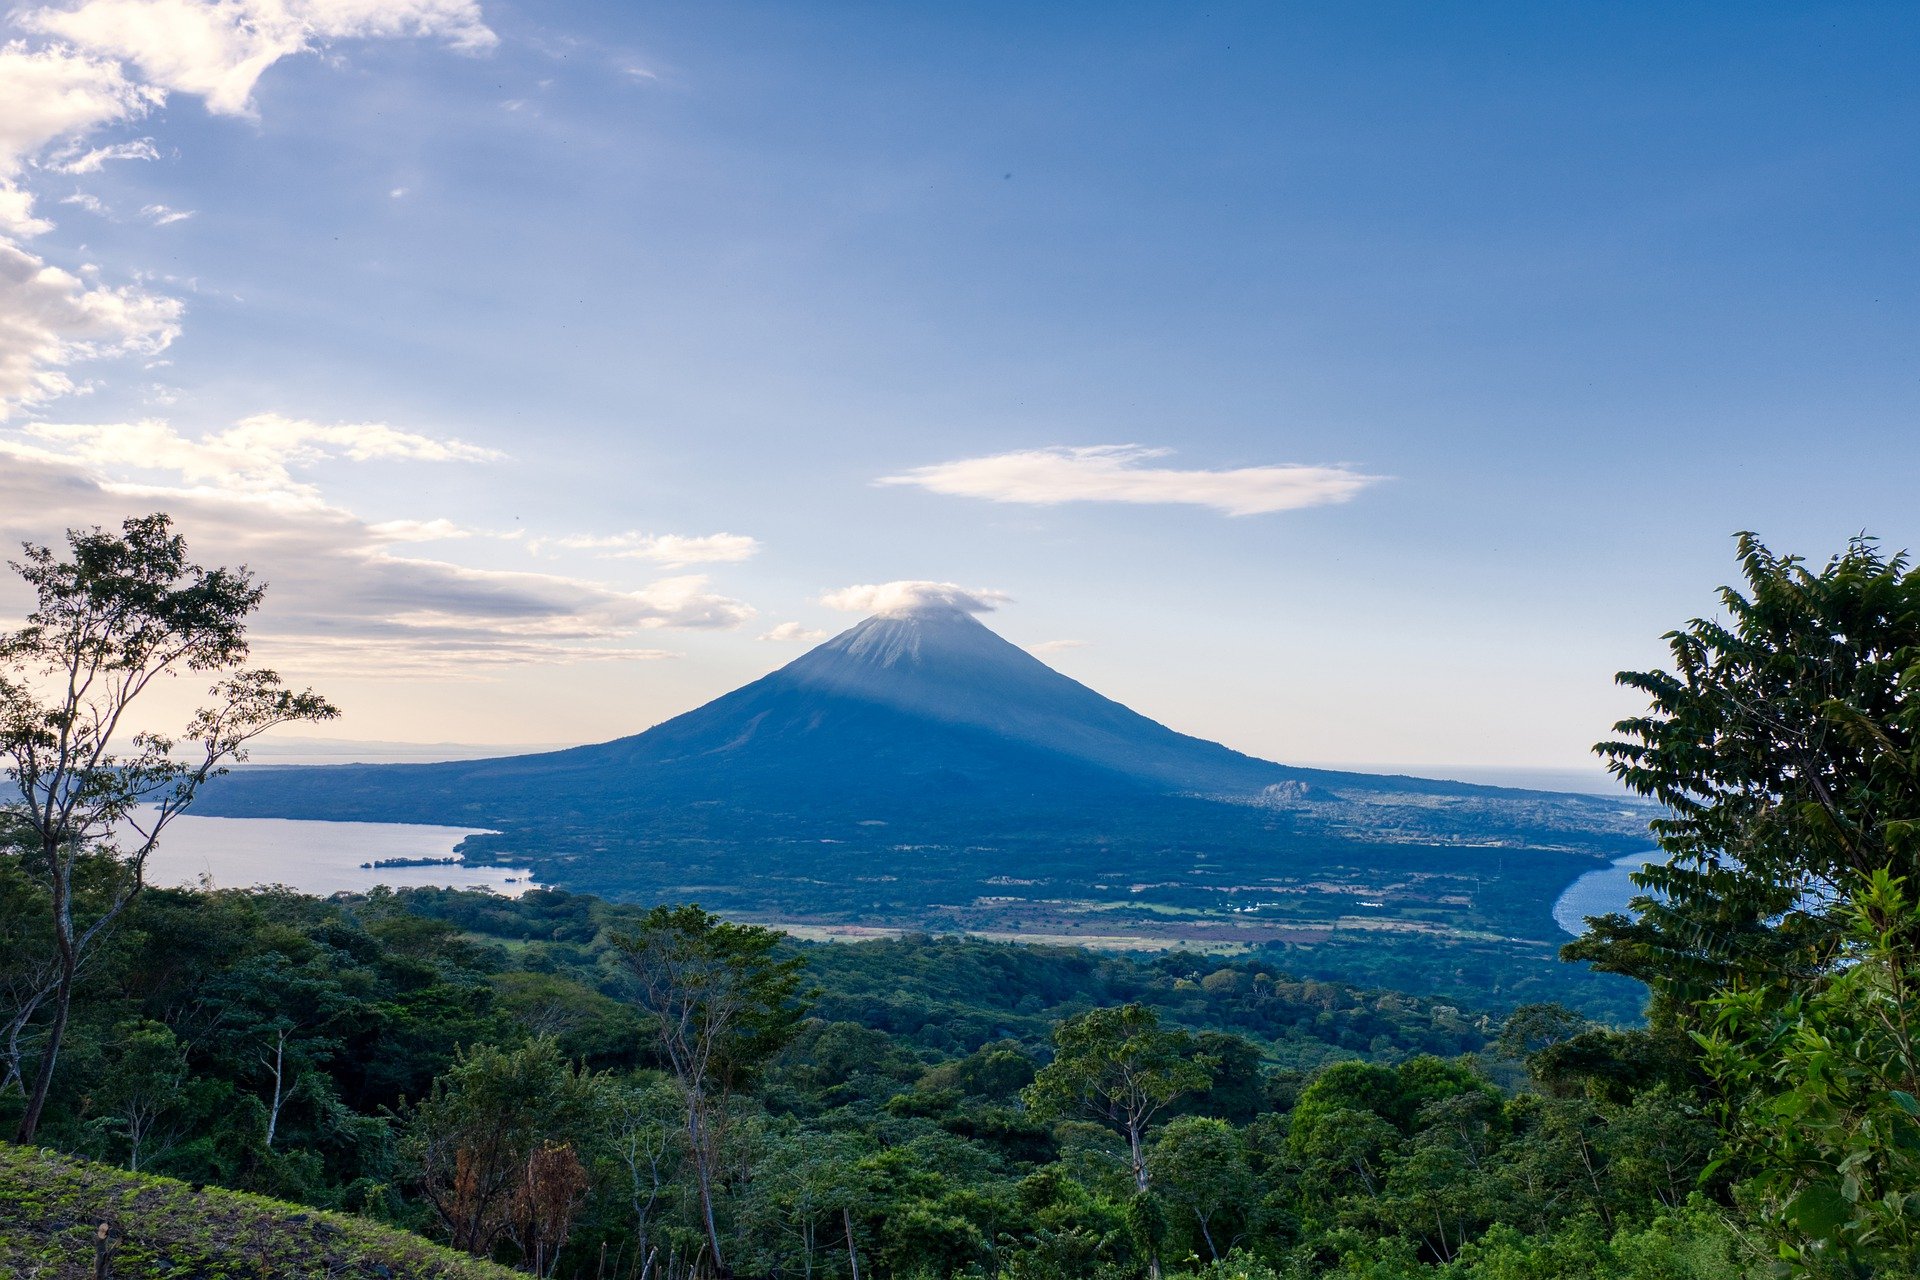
[880,444,1381,517]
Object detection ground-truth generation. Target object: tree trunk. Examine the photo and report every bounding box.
[1576,1133,1613,1229]
[14,925,75,1144]
[263,1029,288,1149]
[687,1093,727,1276]
[3,976,56,1095]
[1128,1121,1149,1193]
[843,1207,860,1280]
[1127,1120,1160,1280]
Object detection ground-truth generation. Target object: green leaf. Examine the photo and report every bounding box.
[1785,1183,1851,1239]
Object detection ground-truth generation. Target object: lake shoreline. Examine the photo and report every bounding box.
[144,814,537,898]
[1553,848,1662,935]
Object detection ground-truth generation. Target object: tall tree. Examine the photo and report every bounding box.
[201,949,357,1150]
[0,515,335,1142]
[613,905,808,1277]
[1022,1003,1211,1280]
[600,1074,687,1279]
[1147,1115,1252,1261]
[88,1017,189,1172]
[1571,532,1920,1015]
[400,1037,603,1261]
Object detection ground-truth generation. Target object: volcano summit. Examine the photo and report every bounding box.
[200,605,1651,942]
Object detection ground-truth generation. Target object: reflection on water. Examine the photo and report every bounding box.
[142,815,536,897]
[1554,849,1663,936]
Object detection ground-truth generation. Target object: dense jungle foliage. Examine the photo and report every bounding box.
[1,875,1733,1280]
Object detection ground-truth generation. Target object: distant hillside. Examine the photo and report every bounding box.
[0,1144,514,1279]
[200,605,1655,942]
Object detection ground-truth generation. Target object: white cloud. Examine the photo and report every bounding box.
[1,1,494,409]
[0,40,160,235]
[818,581,1011,617]
[59,190,109,214]
[1029,639,1088,654]
[0,441,755,678]
[366,517,470,543]
[759,621,829,643]
[22,0,496,118]
[0,188,52,238]
[0,42,155,171]
[48,137,158,172]
[0,238,181,416]
[623,575,756,629]
[12,413,503,501]
[878,444,1382,517]
[543,530,761,566]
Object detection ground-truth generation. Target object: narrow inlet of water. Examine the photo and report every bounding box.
[1553,849,1663,935]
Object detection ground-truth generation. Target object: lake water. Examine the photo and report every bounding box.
[141,815,537,897]
[1553,849,1663,935]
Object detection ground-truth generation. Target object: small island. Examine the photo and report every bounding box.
[358,855,462,869]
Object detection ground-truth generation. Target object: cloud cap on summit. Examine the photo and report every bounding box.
[818,580,1011,617]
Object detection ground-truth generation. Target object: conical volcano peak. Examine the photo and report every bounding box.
[801,602,1016,674]
[738,596,1287,794]
[799,581,1017,673]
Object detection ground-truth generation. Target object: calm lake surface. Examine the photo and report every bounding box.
[143,816,536,897]
[1553,849,1662,935]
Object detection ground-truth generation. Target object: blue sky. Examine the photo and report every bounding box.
[2,1,1916,775]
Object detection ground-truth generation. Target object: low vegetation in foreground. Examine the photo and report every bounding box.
[0,1142,519,1279]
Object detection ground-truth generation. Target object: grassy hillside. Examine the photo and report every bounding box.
[0,1144,516,1280]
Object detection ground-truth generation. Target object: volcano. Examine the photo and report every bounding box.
[623,602,1299,795]
[198,605,1650,934]
[202,604,1437,827]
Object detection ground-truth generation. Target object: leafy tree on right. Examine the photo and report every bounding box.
[1571,532,1920,1275]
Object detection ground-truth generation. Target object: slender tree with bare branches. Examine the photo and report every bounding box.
[613,906,807,1277]
[0,514,336,1142]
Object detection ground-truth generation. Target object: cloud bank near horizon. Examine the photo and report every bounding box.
[0,420,758,678]
[879,444,1381,517]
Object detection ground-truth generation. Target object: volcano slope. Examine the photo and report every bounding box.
[198,605,1653,945]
